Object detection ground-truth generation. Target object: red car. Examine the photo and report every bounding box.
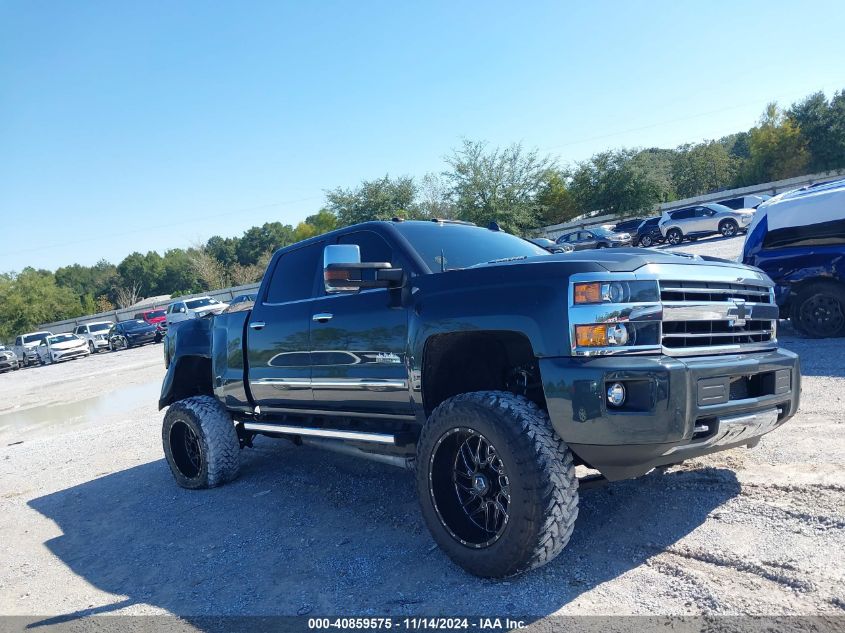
[134,309,168,333]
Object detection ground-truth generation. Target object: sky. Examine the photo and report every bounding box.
[2,0,844,272]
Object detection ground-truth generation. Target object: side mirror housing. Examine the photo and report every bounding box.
[323,244,403,293]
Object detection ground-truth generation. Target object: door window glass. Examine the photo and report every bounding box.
[265,242,323,304]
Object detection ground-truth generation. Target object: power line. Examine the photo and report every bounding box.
[5,195,322,258]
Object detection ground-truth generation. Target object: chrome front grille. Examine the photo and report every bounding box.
[659,279,777,355]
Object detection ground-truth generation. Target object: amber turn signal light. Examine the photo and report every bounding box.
[574,282,602,304]
[575,324,607,347]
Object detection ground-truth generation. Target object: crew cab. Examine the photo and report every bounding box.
[158,219,800,578]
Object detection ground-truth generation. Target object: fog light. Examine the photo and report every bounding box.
[607,382,626,407]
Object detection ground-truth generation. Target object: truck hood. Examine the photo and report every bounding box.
[474,248,748,274]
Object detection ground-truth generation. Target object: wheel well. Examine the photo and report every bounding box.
[167,356,213,405]
[785,278,845,310]
[421,331,544,416]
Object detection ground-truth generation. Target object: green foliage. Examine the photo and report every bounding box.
[0,269,84,341]
[325,175,416,226]
[443,140,556,233]
[535,170,578,225]
[788,90,845,173]
[568,149,664,216]
[741,103,810,184]
[672,141,737,198]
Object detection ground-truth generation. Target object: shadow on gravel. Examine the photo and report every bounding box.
[28,441,740,625]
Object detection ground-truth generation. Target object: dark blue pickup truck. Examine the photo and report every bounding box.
[159,219,800,578]
[743,179,845,338]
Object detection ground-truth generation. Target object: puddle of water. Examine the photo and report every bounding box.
[0,381,161,445]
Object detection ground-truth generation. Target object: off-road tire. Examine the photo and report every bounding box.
[719,219,739,237]
[792,282,845,338]
[666,228,683,245]
[162,395,240,489]
[416,391,578,578]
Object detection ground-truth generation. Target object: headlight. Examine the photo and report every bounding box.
[573,280,658,304]
[570,278,661,355]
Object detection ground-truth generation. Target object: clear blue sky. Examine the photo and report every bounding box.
[2,0,843,272]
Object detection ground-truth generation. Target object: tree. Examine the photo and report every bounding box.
[188,244,227,290]
[161,248,202,296]
[0,268,83,340]
[236,222,295,265]
[443,140,556,233]
[741,103,810,184]
[568,149,664,216]
[325,175,416,226]
[672,141,737,198]
[117,251,165,296]
[113,282,143,308]
[415,172,455,220]
[534,170,578,226]
[788,90,845,173]
[303,208,338,235]
[205,235,240,268]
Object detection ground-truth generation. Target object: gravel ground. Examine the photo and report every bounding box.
[1,235,843,620]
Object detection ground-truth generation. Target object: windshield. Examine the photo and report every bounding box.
[123,320,149,330]
[23,333,49,344]
[593,227,622,237]
[145,310,166,319]
[89,323,111,332]
[186,298,217,309]
[47,334,77,345]
[706,203,735,214]
[394,223,548,271]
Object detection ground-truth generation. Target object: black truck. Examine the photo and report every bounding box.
[159,219,801,578]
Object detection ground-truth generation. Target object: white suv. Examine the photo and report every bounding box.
[165,296,229,327]
[659,203,755,245]
[73,321,114,353]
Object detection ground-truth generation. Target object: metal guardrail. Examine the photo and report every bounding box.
[38,282,261,334]
[536,168,845,239]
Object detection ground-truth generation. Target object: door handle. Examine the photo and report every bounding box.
[249,321,266,330]
[312,313,333,323]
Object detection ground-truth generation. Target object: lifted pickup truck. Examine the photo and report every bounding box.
[159,219,800,578]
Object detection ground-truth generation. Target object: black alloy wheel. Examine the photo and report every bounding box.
[794,284,845,338]
[430,428,511,548]
[169,420,204,480]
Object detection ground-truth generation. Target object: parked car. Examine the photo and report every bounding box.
[0,346,20,373]
[225,294,258,310]
[135,309,168,335]
[165,296,229,327]
[36,333,90,364]
[158,218,798,579]
[12,331,53,367]
[658,203,755,245]
[73,321,114,354]
[612,217,648,234]
[718,194,770,210]
[556,227,632,250]
[529,238,574,254]
[631,217,663,247]
[743,178,845,338]
[108,319,160,351]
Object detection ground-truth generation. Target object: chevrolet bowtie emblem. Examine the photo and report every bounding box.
[729,299,749,327]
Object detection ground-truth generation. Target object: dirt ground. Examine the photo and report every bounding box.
[1,234,843,621]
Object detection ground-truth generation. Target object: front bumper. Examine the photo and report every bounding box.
[541,348,800,480]
[92,337,110,349]
[0,356,18,370]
